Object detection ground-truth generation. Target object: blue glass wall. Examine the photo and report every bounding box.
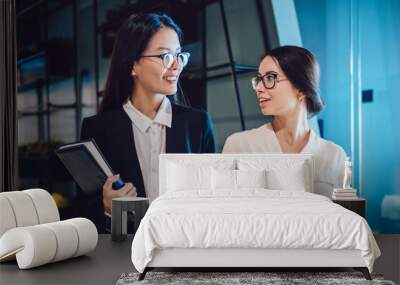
[295,0,400,233]
[359,0,400,233]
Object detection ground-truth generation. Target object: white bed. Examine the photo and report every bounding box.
[131,154,380,280]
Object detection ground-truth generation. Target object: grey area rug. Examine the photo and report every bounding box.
[116,271,396,285]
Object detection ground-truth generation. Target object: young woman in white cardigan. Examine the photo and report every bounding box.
[223,46,346,197]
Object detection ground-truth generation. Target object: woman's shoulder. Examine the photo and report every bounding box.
[223,124,270,153]
[311,135,348,190]
[80,109,126,140]
[312,135,347,173]
[82,109,126,125]
[171,103,207,117]
[171,103,212,126]
[316,136,346,159]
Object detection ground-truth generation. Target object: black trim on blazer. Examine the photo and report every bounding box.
[77,103,216,232]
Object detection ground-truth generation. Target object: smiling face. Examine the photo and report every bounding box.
[132,27,183,96]
[255,55,303,116]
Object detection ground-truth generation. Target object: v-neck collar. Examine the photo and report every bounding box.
[265,123,315,154]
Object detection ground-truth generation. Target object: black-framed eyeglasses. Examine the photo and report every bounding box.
[251,72,288,90]
[140,52,190,69]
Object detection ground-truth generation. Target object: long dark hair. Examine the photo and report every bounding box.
[264,46,324,117]
[100,13,183,113]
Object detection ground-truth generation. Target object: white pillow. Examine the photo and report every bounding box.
[211,169,268,190]
[237,169,267,188]
[238,158,309,191]
[266,167,307,191]
[211,168,237,190]
[167,162,211,191]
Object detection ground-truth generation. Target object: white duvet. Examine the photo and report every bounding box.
[131,190,380,273]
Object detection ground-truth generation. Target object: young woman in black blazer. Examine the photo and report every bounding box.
[79,13,216,232]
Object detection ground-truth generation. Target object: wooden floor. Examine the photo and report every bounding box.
[0,234,398,284]
[373,234,400,284]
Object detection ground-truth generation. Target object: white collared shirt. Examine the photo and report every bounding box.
[123,97,172,203]
[222,123,347,198]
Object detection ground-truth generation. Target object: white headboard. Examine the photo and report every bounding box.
[159,153,314,195]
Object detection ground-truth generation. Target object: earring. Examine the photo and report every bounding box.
[131,70,136,76]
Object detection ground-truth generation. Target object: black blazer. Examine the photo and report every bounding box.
[78,103,216,232]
